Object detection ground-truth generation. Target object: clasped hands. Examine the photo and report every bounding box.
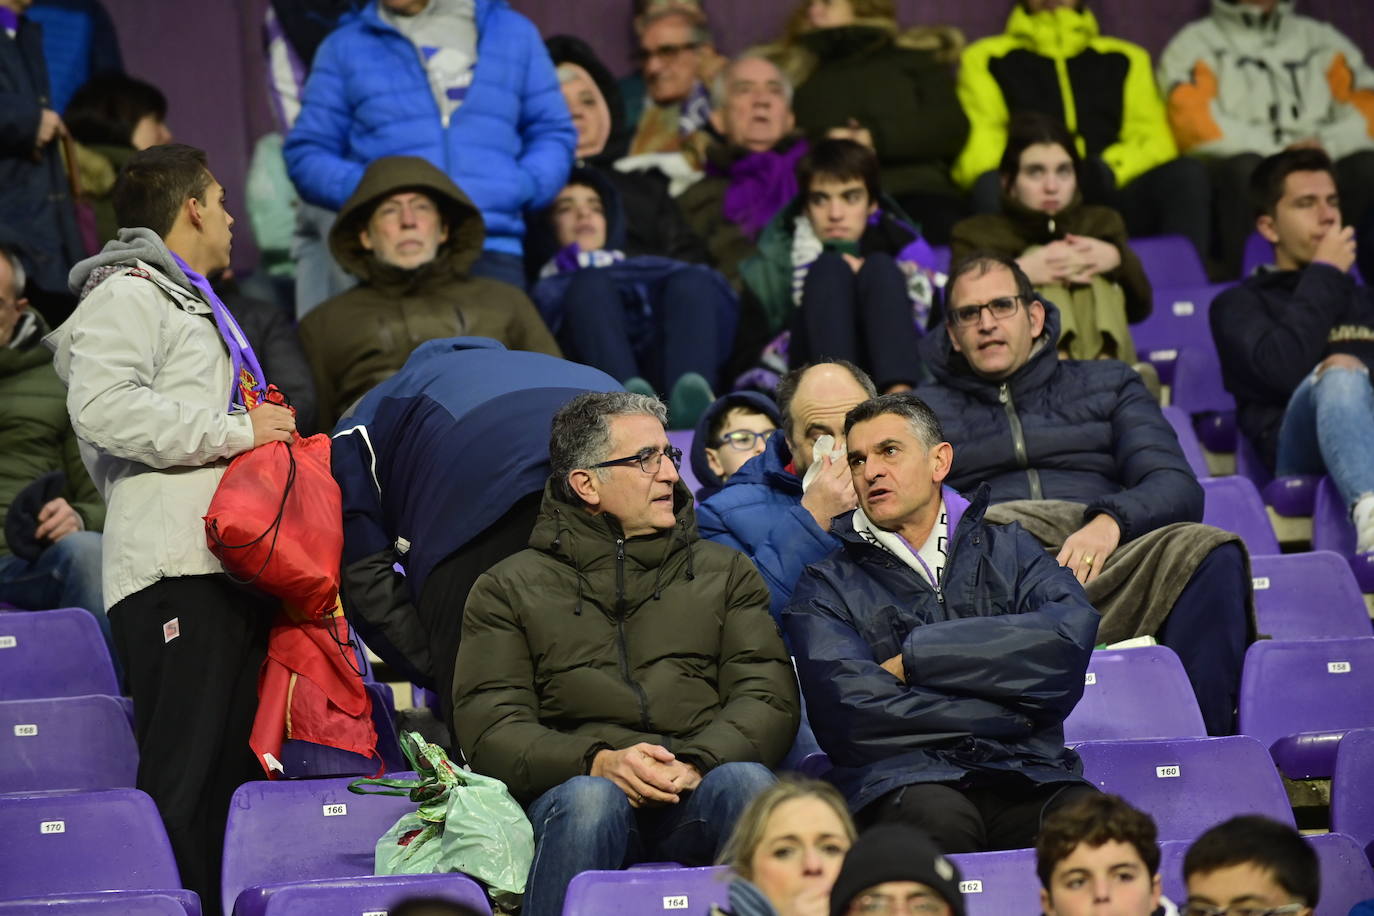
[1019,234,1121,286]
[590,742,702,808]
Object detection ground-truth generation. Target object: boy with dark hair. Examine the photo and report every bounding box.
[690,390,780,501]
[1211,147,1374,552]
[1183,816,1318,916]
[1036,794,1165,916]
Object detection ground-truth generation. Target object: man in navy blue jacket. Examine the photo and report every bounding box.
[331,337,618,734]
[785,392,1100,853]
[917,253,1251,735]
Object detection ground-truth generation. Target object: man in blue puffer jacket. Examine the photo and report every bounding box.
[786,393,1100,853]
[284,0,575,288]
[917,252,1253,735]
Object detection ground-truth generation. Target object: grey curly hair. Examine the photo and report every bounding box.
[550,391,669,503]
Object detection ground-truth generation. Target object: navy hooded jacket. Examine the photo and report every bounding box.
[331,337,619,683]
[916,300,1203,543]
[784,485,1099,812]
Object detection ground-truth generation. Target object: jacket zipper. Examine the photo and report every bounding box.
[999,382,1043,500]
[615,538,652,731]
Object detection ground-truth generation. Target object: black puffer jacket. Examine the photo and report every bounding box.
[916,301,1202,542]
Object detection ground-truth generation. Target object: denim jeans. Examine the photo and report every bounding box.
[292,202,356,321]
[522,761,775,916]
[0,531,114,662]
[1276,365,1374,507]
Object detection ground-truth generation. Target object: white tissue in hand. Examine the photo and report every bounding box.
[801,435,845,491]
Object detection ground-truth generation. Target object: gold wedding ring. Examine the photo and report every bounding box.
[1082,554,1096,567]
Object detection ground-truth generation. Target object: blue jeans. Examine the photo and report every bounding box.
[0,531,114,661]
[523,761,775,916]
[292,202,356,320]
[1276,366,1374,507]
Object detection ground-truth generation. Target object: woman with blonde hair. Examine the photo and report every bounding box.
[709,778,857,916]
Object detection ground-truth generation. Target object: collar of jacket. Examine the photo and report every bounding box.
[527,476,700,572]
[0,310,50,375]
[833,483,990,552]
[922,296,1065,401]
[798,22,895,59]
[703,133,808,174]
[1003,3,1100,59]
[357,0,495,35]
[998,189,1085,244]
[1210,0,1291,39]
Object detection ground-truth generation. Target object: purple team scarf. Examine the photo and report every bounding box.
[0,7,19,34]
[711,139,809,240]
[170,252,268,413]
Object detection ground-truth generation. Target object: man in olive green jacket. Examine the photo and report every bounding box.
[454,390,799,916]
[0,244,105,626]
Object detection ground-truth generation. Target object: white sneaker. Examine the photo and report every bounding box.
[1354,493,1374,553]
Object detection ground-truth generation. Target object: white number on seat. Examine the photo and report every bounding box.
[1156,765,1181,778]
[40,821,65,834]
[1328,661,1352,674]
[322,803,348,817]
[14,724,37,737]
[960,881,983,894]
[663,895,689,909]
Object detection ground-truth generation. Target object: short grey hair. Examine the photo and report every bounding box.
[550,391,669,503]
[843,393,946,451]
[711,51,794,109]
[641,8,713,48]
[0,244,26,301]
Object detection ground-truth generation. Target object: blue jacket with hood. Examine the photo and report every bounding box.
[784,485,1098,812]
[283,0,575,257]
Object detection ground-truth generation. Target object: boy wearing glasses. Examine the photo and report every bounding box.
[691,391,781,501]
[454,390,799,916]
[1183,816,1318,916]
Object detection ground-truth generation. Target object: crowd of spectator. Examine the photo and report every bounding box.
[3,0,1374,913]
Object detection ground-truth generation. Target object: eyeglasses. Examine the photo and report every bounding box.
[848,892,947,915]
[714,429,773,451]
[1182,903,1306,916]
[949,295,1023,327]
[592,445,683,475]
[634,40,701,64]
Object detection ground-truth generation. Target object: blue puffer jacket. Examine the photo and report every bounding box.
[697,430,841,625]
[283,0,575,257]
[916,300,1202,543]
[784,485,1099,813]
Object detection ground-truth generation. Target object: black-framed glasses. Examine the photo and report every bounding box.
[592,445,683,474]
[949,295,1023,327]
[715,429,773,451]
[1181,904,1306,916]
[634,40,701,64]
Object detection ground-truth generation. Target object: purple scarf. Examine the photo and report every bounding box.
[712,140,809,240]
[0,7,19,34]
[170,253,268,413]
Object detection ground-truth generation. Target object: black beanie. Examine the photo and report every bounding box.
[829,824,965,916]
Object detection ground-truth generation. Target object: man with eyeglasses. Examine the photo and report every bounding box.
[829,824,967,916]
[916,253,1253,736]
[627,8,717,157]
[1182,816,1318,916]
[453,390,800,916]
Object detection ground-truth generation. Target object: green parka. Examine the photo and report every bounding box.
[454,479,800,804]
[1,311,104,555]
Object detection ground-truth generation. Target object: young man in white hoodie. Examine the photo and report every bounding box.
[46,143,296,907]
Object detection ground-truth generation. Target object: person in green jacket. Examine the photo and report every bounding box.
[953,0,1210,268]
[0,243,106,630]
[454,390,800,916]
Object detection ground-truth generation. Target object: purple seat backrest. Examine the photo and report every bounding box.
[1131,235,1209,289]
[666,429,702,502]
[1159,406,1210,480]
[1308,832,1374,916]
[1075,736,1294,841]
[945,848,1037,916]
[1172,346,1237,417]
[1311,477,1374,592]
[0,695,138,793]
[250,874,492,916]
[0,789,182,898]
[1201,477,1281,555]
[0,609,119,701]
[560,865,732,915]
[220,773,420,915]
[1064,647,1207,744]
[1157,840,1188,905]
[1238,637,1374,757]
[1132,283,1229,386]
[1332,728,1374,866]
[0,891,196,914]
[1249,553,1373,641]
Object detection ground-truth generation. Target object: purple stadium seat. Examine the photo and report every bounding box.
[0,608,119,701]
[0,789,185,902]
[1132,235,1208,289]
[1063,647,1206,744]
[0,695,138,793]
[1238,637,1374,779]
[277,681,405,778]
[1172,346,1236,416]
[0,891,199,914]
[561,865,732,915]
[1233,433,1319,518]
[220,772,422,915]
[1201,476,1281,555]
[412,683,442,715]
[1312,476,1374,592]
[945,848,1036,916]
[1308,833,1374,916]
[1332,728,1374,866]
[666,428,701,498]
[1157,840,1188,905]
[1133,284,1229,387]
[1249,553,1372,641]
[1075,736,1294,841]
[252,875,491,915]
[1160,406,1211,479]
